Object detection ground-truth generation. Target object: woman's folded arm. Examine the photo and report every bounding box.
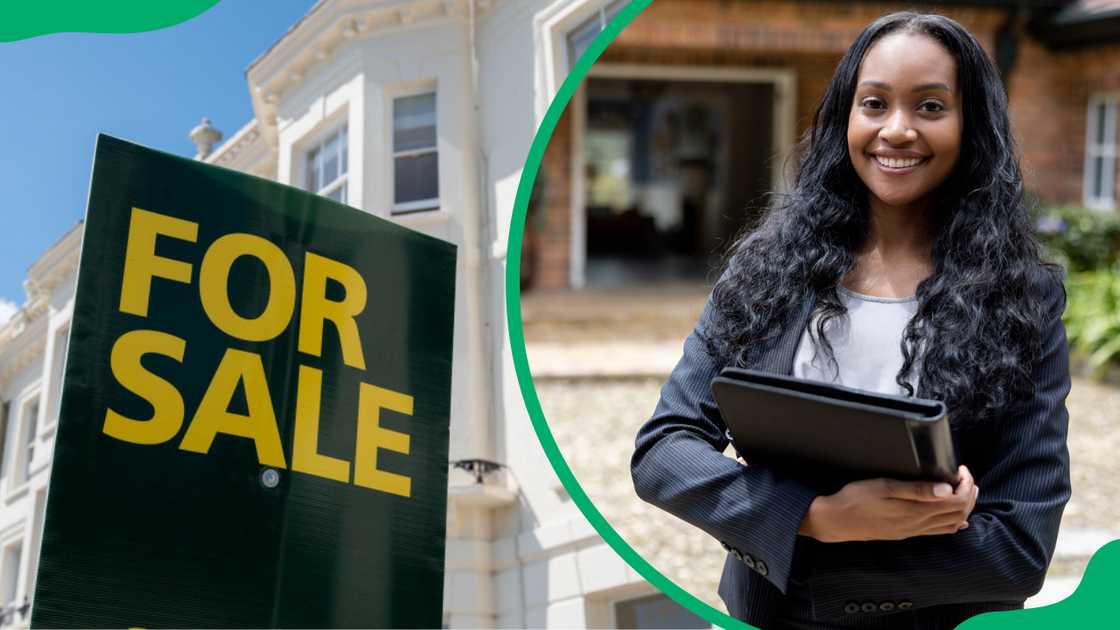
[631,302,818,595]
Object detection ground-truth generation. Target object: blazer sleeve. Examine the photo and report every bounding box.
[805,274,1072,619]
[631,297,819,595]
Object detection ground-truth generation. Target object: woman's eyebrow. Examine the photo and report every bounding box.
[857,80,953,93]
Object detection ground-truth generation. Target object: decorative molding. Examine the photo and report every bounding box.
[35,249,80,297]
[1,223,81,359]
[26,223,81,289]
[0,334,46,386]
[208,120,264,167]
[244,0,496,162]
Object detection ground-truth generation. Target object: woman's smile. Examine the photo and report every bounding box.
[871,152,929,172]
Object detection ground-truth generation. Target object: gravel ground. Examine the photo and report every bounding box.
[537,376,727,610]
[533,374,1120,610]
[1061,377,1120,530]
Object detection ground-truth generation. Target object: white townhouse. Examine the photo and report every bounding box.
[0,1,703,628]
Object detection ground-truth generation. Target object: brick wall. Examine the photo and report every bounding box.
[1067,43,1120,206]
[1011,38,1120,205]
[529,0,1119,289]
[533,108,573,290]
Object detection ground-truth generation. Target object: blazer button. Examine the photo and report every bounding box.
[879,602,895,612]
[755,560,768,576]
[898,601,913,610]
[844,602,860,614]
[860,602,877,613]
[741,553,755,568]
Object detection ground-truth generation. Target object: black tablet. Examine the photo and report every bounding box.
[711,367,958,485]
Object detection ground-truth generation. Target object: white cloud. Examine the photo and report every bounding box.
[0,299,17,327]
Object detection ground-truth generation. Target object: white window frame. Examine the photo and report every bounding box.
[1084,93,1118,211]
[0,401,9,494]
[302,122,349,204]
[565,0,631,70]
[390,87,440,215]
[43,320,71,435]
[0,536,23,620]
[23,489,47,608]
[534,0,626,123]
[6,390,40,497]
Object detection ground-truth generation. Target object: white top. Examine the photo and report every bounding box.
[792,285,921,395]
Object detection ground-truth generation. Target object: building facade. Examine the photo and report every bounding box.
[0,1,706,628]
[528,0,1120,290]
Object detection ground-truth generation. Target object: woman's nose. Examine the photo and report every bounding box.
[879,110,918,144]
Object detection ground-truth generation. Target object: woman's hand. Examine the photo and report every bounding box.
[799,465,978,543]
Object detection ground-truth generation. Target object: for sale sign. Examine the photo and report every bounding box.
[32,135,455,628]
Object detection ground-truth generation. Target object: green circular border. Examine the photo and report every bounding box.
[503,1,751,627]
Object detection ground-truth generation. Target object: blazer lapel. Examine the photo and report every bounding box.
[754,293,817,376]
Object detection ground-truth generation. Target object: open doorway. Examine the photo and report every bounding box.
[573,68,794,288]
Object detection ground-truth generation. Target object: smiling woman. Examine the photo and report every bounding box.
[847,34,961,222]
[631,11,1071,630]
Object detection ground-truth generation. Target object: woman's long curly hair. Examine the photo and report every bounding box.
[703,12,1062,426]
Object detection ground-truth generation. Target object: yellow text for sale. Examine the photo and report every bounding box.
[102,207,414,498]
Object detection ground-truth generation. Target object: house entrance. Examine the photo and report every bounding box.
[580,76,778,287]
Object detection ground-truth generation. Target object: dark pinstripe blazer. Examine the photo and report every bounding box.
[631,274,1071,629]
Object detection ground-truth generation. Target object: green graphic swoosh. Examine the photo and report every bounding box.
[958,540,1119,629]
[1,0,220,42]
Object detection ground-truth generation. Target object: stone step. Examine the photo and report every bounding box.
[1027,575,1080,608]
[1053,527,1117,561]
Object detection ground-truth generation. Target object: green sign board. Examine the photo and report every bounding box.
[32,135,456,628]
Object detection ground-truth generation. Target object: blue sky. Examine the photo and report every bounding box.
[0,0,319,315]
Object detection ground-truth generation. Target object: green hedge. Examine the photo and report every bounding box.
[1064,270,1120,376]
[1034,205,1120,273]
[1034,206,1120,373]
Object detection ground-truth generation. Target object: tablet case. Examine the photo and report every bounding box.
[711,368,958,486]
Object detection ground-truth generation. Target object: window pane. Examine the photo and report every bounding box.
[1094,155,1105,198]
[26,401,38,447]
[586,129,633,211]
[0,401,9,482]
[1097,102,1108,145]
[1103,154,1116,203]
[614,594,709,629]
[394,93,436,152]
[322,131,340,184]
[2,545,21,604]
[51,327,69,424]
[305,146,320,191]
[566,14,602,65]
[394,152,439,205]
[605,0,630,22]
[340,125,348,175]
[26,401,38,477]
[1106,101,1118,149]
[326,185,345,203]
